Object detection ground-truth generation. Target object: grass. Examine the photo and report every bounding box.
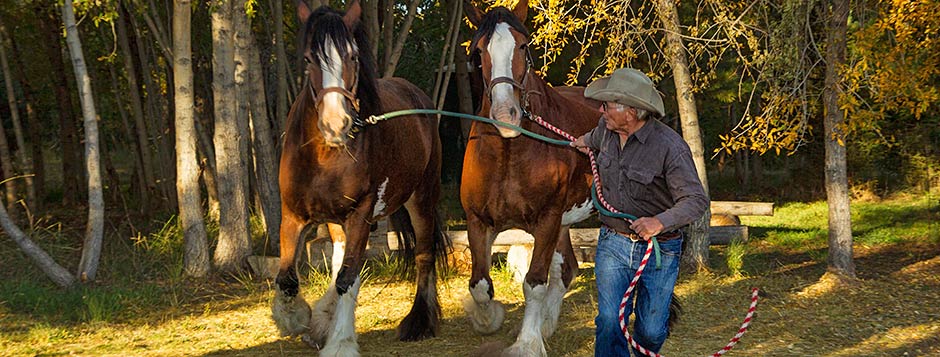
[1,194,939,356]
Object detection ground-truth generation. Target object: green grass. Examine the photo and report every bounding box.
[1,194,938,356]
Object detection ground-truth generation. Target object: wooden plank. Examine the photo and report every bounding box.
[711,201,774,216]
[707,225,749,245]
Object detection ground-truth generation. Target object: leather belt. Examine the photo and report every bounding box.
[608,226,682,242]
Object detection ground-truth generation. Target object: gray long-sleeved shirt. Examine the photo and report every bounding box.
[582,117,709,233]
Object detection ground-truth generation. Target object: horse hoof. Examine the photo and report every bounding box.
[462,295,505,335]
[318,337,360,357]
[504,337,547,357]
[309,288,339,344]
[271,288,312,337]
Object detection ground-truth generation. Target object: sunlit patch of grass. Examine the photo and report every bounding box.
[725,241,747,276]
[763,229,826,250]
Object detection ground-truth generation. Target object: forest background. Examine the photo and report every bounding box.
[0,0,936,337]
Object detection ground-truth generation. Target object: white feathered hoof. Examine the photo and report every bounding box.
[504,336,547,357]
[462,295,505,335]
[318,336,360,357]
[272,287,312,337]
[309,287,340,346]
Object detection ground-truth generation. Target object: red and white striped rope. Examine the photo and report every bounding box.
[529,114,760,356]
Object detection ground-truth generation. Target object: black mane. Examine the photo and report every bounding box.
[301,6,381,116]
[469,6,530,53]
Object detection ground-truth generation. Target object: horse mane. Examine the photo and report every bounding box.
[469,6,529,54]
[301,6,381,117]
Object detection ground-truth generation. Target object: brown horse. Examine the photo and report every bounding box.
[272,1,448,355]
[461,1,602,355]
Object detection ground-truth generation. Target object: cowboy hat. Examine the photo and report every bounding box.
[584,68,665,117]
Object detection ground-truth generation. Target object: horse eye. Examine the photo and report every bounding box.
[519,43,528,50]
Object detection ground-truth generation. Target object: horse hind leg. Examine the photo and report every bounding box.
[540,226,578,339]
[396,194,445,341]
[272,213,313,338]
[462,215,505,335]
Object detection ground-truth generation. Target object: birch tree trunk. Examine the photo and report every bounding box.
[61,0,105,283]
[823,0,855,279]
[654,0,711,271]
[0,201,75,287]
[116,5,155,210]
[212,0,251,274]
[175,0,210,278]
[38,5,83,203]
[0,25,34,209]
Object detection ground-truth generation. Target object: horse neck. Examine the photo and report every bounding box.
[524,73,590,134]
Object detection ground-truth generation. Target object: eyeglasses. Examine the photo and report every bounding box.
[602,102,626,111]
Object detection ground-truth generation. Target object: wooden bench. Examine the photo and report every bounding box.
[708,201,774,245]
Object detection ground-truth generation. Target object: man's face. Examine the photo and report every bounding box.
[600,101,635,133]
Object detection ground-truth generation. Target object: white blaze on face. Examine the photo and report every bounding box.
[488,23,516,106]
[319,38,352,138]
[372,177,390,218]
[561,198,594,226]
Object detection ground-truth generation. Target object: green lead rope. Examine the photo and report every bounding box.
[370,109,662,268]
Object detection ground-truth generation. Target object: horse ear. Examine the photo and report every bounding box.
[511,0,528,21]
[463,0,483,28]
[344,0,362,28]
[297,0,313,25]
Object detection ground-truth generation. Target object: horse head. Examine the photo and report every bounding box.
[297,0,375,147]
[465,0,531,138]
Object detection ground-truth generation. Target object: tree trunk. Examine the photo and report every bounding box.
[116,5,155,210]
[9,35,45,209]
[248,37,281,254]
[212,0,251,274]
[654,0,710,270]
[0,96,17,214]
[271,0,289,139]
[823,0,855,278]
[0,25,34,209]
[363,0,380,61]
[37,5,83,204]
[382,0,420,78]
[174,0,211,278]
[62,0,105,283]
[0,201,75,287]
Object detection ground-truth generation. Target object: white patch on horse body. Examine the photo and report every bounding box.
[561,198,594,226]
[321,277,361,356]
[319,39,353,137]
[488,23,516,105]
[371,177,390,218]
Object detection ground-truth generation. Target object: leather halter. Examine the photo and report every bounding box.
[306,61,366,136]
[483,46,535,117]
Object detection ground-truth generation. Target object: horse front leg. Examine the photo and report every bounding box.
[272,211,312,338]
[306,223,348,348]
[541,225,578,339]
[462,213,504,334]
[318,212,371,357]
[505,217,563,357]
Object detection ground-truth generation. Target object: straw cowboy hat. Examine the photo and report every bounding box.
[585,68,665,117]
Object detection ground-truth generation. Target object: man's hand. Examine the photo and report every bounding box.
[630,217,665,240]
[570,135,592,154]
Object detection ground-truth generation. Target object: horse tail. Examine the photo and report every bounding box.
[388,207,418,278]
[387,208,453,279]
[668,292,682,332]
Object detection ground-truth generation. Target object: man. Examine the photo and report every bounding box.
[570,68,708,356]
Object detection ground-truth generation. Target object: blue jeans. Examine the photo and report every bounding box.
[595,226,682,357]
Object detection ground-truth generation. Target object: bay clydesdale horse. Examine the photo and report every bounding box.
[272,1,449,355]
[460,0,603,355]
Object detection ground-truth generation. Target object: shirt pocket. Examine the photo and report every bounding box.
[625,167,655,199]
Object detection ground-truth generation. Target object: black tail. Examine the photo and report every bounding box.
[668,292,682,332]
[387,208,452,279]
